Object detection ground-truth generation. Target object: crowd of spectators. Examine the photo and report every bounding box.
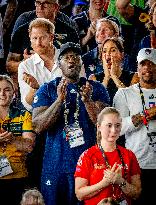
[0,0,156,205]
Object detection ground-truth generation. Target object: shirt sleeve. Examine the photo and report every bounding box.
[74,149,92,180]
[12,13,28,36]
[22,111,34,132]
[113,88,137,136]
[32,83,54,108]
[18,61,33,111]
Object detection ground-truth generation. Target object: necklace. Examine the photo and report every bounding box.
[64,90,80,127]
[98,143,127,202]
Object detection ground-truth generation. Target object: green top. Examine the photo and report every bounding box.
[107,0,145,25]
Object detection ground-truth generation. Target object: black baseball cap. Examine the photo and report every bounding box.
[59,42,82,58]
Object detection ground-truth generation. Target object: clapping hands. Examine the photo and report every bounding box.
[0,128,14,144]
[57,78,67,102]
[103,162,123,185]
[80,81,93,102]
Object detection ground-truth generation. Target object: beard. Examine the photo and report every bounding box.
[63,65,81,81]
[141,75,155,84]
[35,47,47,55]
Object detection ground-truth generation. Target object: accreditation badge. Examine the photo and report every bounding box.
[64,123,85,148]
[119,200,128,205]
[0,156,13,177]
[148,132,156,152]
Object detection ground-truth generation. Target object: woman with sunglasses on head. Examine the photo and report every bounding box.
[101,37,139,105]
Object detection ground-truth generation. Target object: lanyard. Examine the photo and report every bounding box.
[138,83,149,130]
[63,89,80,127]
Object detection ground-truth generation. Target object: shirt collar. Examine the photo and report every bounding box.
[33,53,43,65]
[33,47,59,68]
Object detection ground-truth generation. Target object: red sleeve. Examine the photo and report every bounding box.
[74,149,92,180]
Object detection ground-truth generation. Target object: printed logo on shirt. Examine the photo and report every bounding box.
[46,180,51,186]
[149,102,155,107]
[77,151,87,166]
[89,64,96,72]
[94,163,105,169]
[149,94,155,99]
[115,163,129,170]
[33,95,38,103]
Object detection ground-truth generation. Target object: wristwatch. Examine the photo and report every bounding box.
[119,180,126,188]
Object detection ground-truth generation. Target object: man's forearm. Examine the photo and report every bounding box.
[33,98,63,133]
[146,106,156,120]
[84,100,106,124]
[25,88,37,105]
[132,106,156,127]
[81,34,90,46]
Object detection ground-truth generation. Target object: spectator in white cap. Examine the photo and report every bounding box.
[113,47,156,205]
[137,47,156,64]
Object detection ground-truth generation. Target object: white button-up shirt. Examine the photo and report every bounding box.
[18,50,62,111]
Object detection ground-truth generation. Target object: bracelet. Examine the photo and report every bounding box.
[144,109,149,116]
[119,180,126,188]
[120,82,124,87]
[32,88,37,92]
[142,115,148,126]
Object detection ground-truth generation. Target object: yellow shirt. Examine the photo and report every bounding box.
[0,107,34,179]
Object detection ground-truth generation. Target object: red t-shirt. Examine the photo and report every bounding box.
[74,145,141,205]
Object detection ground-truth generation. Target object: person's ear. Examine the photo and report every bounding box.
[50,33,54,42]
[97,123,100,130]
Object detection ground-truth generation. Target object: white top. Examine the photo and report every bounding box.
[113,83,156,169]
[18,51,62,111]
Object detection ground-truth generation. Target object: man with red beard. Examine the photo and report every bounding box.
[18,18,62,111]
[6,0,79,100]
[113,48,156,205]
[32,42,110,205]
